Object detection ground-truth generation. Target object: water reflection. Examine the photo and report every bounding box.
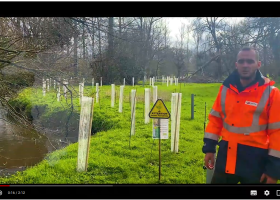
[0,105,50,176]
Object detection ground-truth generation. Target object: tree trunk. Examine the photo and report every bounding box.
[108,17,114,59]
[91,17,95,60]
[97,18,103,81]
[82,17,86,59]
[107,17,114,83]
[139,17,145,78]
[118,17,122,37]
[73,21,78,76]
[216,52,222,80]
[98,18,102,57]
[263,44,267,76]
[187,55,219,79]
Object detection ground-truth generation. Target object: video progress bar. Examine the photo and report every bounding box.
[7,185,113,187]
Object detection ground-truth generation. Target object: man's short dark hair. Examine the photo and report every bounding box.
[238,46,259,61]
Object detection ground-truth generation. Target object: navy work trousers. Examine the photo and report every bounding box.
[211,171,263,184]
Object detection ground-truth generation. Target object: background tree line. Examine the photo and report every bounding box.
[1,17,280,91]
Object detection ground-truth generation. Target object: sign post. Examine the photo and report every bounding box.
[149,99,170,181]
[159,118,161,181]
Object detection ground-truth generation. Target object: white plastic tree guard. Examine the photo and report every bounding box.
[100,77,102,87]
[96,83,99,103]
[119,86,124,113]
[167,76,169,87]
[153,86,158,104]
[57,87,60,101]
[77,96,94,172]
[144,88,150,124]
[131,89,136,135]
[111,84,115,108]
[132,77,134,87]
[171,93,182,153]
[92,78,94,88]
[63,80,68,98]
[171,93,175,149]
[46,79,49,91]
[96,82,99,92]
[43,80,46,96]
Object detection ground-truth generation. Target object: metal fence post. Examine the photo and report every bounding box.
[191,94,196,119]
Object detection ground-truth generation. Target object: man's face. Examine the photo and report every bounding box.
[235,50,261,80]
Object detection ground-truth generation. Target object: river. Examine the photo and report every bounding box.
[0,104,57,177]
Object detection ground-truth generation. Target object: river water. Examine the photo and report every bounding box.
[0,105,56,177]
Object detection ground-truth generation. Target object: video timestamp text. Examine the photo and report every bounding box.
[7,191,25,195]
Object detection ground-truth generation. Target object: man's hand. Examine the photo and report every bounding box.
[260,174,278,184]
[204,153,215,170]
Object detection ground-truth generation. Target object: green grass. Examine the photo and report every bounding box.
[1,81,279,184]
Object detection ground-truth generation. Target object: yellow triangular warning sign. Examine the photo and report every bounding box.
[149,99,170,119]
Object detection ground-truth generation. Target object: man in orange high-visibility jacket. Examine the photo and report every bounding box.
[203,46,280,184]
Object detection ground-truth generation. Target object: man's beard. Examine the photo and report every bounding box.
[239,75,253,80]
[238,70,257,80]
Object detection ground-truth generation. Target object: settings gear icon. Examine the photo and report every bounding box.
[264,190,270,196]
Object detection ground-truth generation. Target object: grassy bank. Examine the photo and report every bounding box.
[0,81,279,184]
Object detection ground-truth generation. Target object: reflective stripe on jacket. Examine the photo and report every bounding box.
[202,69,280,180]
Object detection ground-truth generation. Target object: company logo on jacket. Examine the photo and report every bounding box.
[245,101,258,107]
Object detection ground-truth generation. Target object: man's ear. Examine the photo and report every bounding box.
[257,61,261,69]
[235,62,238,69]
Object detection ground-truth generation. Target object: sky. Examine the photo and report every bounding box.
[165,17,193,40]
[165,17,245,45]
